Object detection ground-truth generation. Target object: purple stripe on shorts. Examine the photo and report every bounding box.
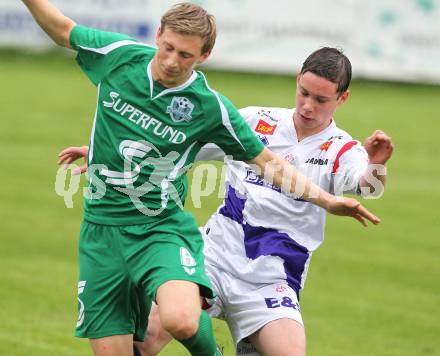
[218,184,246,224]
[243,224,309,296]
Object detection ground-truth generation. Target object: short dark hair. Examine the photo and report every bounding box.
[300,47,352,97]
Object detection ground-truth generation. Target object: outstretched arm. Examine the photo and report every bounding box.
[249,148,380,226]
[22,0,75,48]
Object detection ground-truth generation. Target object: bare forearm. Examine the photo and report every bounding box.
[250,148,332,209]
[22,0,75,48]
[249,148,380,224]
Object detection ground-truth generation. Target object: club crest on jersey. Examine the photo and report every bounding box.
[320,140,333,151]
[166,97,194,122]
[255,120,277,135]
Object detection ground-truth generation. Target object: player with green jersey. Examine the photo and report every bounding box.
[70,20,264,354]
[22,1,380,355]
[69,25,264,225]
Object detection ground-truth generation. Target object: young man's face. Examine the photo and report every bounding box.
[294,72,349,137]
[152,27,211,87]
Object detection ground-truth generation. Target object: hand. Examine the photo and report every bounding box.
[364,130,394,165]
[57,145,89,175]
[326,196,380,227]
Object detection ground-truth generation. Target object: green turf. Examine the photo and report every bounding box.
[1,50,439,355]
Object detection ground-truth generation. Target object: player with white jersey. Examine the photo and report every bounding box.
[200,105,369,297]
[197,106,371,355]
[194,47,392,356]
[58,47,392,356]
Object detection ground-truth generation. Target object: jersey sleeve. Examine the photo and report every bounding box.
[330,142,369,195]
[200,96,264,162]
[69,25,154,85]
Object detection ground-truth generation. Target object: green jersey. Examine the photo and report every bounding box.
[70,26,264,225]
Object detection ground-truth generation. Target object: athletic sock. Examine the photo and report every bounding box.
[178,310,217,356]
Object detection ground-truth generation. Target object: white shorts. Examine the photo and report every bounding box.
[205,264,303,346]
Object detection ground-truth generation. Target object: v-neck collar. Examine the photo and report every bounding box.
[288,108,336,144]
[146,60,198,100]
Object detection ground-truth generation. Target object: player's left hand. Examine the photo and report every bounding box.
[327,196,381,227]
[364,130,394,165]
[57,145,89,175]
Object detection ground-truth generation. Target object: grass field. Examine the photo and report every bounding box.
[0,50,439,355]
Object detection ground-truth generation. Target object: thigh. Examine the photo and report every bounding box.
[248,318,306,356]
[76,222,139,339]
[156,280,201,326]
[126,211,215,303]
[90,334,133,356]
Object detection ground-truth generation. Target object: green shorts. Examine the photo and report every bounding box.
[75,210,214,341]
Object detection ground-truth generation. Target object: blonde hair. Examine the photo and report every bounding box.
[160,2,217,54]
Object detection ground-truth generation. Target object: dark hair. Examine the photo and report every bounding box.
[300,47,352,97]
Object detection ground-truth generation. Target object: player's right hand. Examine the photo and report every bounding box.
[57,145,89,175]
[326,196,381,227]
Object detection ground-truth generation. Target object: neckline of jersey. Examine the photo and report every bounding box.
[289,108,336,144]
[146,60,198,100]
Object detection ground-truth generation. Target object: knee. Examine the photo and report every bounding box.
[160,311,199,340]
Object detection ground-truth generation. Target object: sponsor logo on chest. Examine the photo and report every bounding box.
[102,91,187,144]
[255,119,277,135]
[305,157,329,165]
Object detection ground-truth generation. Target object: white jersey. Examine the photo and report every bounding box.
[196,106,368,295]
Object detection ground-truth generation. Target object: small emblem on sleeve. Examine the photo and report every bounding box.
[167,97,194,122]
[255,120,277,135]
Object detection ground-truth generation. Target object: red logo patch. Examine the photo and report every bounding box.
[255,120,277,135]
[320,141,333,151]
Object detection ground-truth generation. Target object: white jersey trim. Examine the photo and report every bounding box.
[78,39,152,55]
[88,83,101,163]
[200,73,246,151]
[146,61,198,100]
